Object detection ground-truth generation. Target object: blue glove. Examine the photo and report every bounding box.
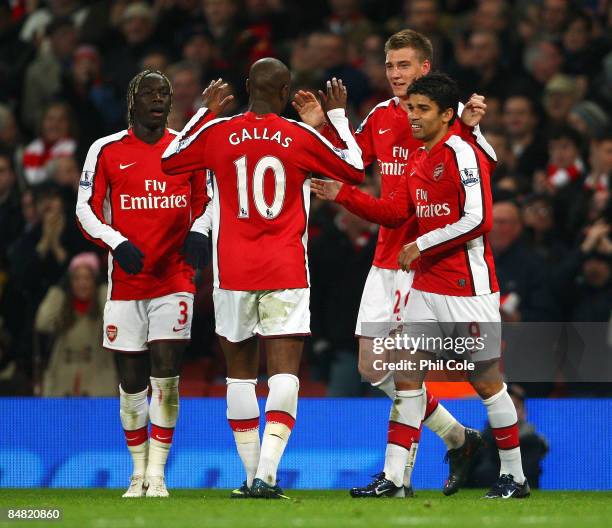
[182,232,210,269]
[113,240,144,274]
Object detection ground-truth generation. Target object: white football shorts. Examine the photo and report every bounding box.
[103,292,193,352]
[355,266,414,338]
[401,288,501,362]
[213,287,310,343]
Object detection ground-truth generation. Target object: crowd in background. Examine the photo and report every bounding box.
[0,0,610,397]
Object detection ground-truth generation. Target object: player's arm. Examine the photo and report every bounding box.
[416,144,493,257]
[162,79,232,174]
[298,79,364,183]
[457,95,497,166]
[76,140,144,274]
[182,169,211,269]
[75,140,127,251]
[311,175,413,228]
[293,86,376,167]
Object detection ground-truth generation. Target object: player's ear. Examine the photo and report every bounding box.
[281,83,290,102]
[421,59,431,76]
[442,107,454,124]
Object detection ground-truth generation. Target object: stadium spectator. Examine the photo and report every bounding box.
[104,2,158,94]
[522,193,568,265]
[19,0,89,44]
[502,95,548,186]
[140,48,171,74]
[540,0,570,38]
[584,130,612,194]
[202,0,242,70]
[0,1,35,104]
[35,252,117,396]
[553,219,612,322]
[60,45,123,151]
[167,61,203,125]
[306,31,370,112]
[489,200,558,321]
[537,125,585,193]
[46,156,80,218]
[21,102,76,186]
[562,10,607,78]
[21,16,77,133]
[542,74,579,127]
[568,101,610,141]
[521,40,564,98]
[0,151,23,265]
[0,105,21,154]
[325,0,375,61]
[466,383,549,489]
[484,128,517,185]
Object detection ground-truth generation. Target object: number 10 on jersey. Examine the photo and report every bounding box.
[234,155,286,220]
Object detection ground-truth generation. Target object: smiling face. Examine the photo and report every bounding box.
[407,93,453,145]
[132,73,171,129]
[385,47,430,99]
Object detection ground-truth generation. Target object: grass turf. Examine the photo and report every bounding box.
[1,489,611,528]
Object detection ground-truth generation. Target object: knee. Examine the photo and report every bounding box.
[472,380,504,400]
[119,376,148,394]
[151,364,180,379]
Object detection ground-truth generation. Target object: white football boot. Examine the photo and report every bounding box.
[145,475,169,498]
[122,475,147,498]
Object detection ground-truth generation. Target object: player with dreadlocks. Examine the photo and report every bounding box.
[76,71,233,497]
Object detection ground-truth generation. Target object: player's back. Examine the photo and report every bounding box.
[205,112,325,291]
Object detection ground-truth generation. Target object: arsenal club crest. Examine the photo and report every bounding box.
[106,325,118,342]
[433,163,444,181]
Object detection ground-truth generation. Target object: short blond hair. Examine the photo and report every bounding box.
[384,29,433,63]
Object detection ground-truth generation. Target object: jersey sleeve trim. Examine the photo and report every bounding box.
[75,130,129,250]
[416,135,486,254]
[283,116,364,171]
[161,110,241,163]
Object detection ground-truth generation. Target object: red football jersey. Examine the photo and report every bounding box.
[161,108,364,291]
[76,128,209,301]
[322,98,492,271]
[335,130,499,297]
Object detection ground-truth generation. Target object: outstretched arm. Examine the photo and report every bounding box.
[311,176,412,228]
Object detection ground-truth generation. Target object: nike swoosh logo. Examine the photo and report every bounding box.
[156,435,172,441]
[120,162,136,170]
[375,487,386,496]
[172,326,187,332]
[495,435,511,441]
[502,490,514,498]
[378,128,391,134]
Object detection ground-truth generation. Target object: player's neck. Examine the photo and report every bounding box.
[424,125,449,151]
[132,122,165,144]
[248,100,278,116]
[398,97,409,113]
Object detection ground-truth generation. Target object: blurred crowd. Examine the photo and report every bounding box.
[0,0,611,397]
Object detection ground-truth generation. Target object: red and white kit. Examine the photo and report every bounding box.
[161,107,364,342]
[322,98,494,336]
[335,130,501,359]
[76,128,209,351]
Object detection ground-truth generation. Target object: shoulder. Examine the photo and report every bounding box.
[443,134,480,166]
[356,98,398,133]
[88,130,129,156]
[280,116,318,137]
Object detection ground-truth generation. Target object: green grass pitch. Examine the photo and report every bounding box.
[1,489,612,528]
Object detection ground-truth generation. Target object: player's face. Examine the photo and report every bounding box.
[407,93,452,143]
[133,74,171,129]
[385,47,430,99]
